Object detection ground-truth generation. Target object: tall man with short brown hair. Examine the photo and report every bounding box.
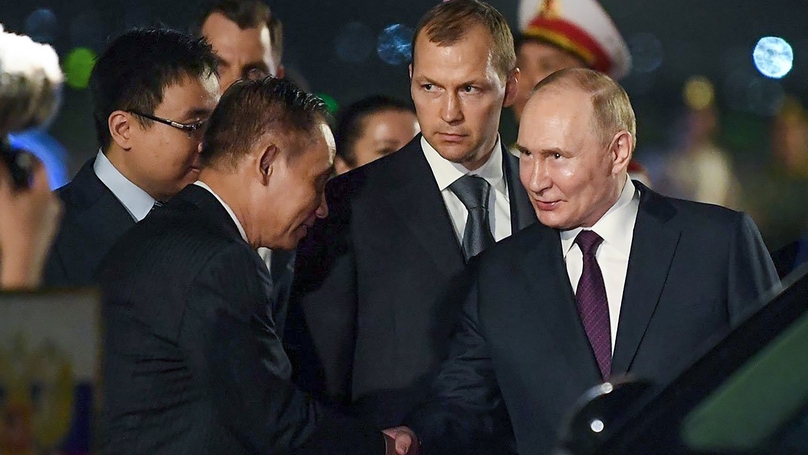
[288,0,535,428]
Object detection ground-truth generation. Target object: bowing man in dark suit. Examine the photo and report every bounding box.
[388,68,780,455]
[98,78,414,455]
[287,0,534,428]
[43,28,220,287]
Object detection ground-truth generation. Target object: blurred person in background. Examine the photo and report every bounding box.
[659,77,741,209]
[0,26,63,289]
[334,95,419,175]
[754,96,808,277]
[43,28,219,287]
[198,0,284,90]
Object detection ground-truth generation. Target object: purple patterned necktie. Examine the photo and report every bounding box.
[574,230,612,381]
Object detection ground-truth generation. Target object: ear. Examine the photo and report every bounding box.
[109,110,135,150]
[258,143,279,185]
[502,68,520,108]
[408,63,413,81]
[275,64,285,79]
[609,130,634,175]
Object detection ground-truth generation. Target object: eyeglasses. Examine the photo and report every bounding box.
[127,110,207,138]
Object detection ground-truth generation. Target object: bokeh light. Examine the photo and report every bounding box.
[335,22,373,63]
[24,8,58,44]
[63,47,96,89]
[683,76,715,110]
[315,93,339,115]
[627,32,664,73]
[753,36,793,79]
[377,24,412,66]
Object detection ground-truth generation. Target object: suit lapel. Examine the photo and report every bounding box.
[502,146,535,233]
[519,224,603,383]
[611,183,681,374]
[383,139,466,278]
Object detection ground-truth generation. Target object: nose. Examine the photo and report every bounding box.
[440,92,463,124]
[315,192,329,219]
[521,154,551,195]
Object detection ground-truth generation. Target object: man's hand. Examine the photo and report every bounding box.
[383,426,419,455]
[0,154,62,288]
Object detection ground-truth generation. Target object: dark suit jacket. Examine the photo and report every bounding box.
[44,157,135,287]
[287,136,535,427]
[407,182,780,455]
[98,185,384,455]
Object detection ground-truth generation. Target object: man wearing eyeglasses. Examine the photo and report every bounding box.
[43,28,219,287]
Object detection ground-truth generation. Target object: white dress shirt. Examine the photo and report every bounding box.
[421,135,512,244]
[560,178,640,352]
[93,150,155,222]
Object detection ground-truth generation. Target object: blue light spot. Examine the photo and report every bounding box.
[377,24,413,66]
[8,129,69,190]
[24,8,58,44]
[753,36,793,79]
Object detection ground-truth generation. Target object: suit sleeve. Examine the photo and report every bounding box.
[181,243,383,455]
[405,269,514,454]
[286,183,358,403]
[727,212,781,325]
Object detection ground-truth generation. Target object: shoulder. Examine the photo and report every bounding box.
[640,183,742,229]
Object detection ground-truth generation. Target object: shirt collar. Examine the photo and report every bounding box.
[193,181,249,243]
[93,150,155,222]
[421,135,505,193]
[560,178,639,258]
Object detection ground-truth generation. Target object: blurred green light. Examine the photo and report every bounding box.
[316,93,339,115]
[63,47,96,89]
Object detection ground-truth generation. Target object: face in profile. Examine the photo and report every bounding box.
[410,24,517,171]
[517,85,628,230]
[262,121,334,250]
[336,109,419,174]
[127,73,220,201]
[201,12,281,90]
[512,40,585,121]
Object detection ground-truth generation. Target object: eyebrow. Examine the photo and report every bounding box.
[514,144,529,154]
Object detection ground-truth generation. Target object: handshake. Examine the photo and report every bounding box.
[383,426,419,455]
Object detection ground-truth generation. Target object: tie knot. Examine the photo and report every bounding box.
[449,175,491,210]
[575,230,603,256]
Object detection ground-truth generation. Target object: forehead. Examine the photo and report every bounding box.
[156,73,219,112]
[201,12,271,57]
[412,25,496,78]
[517,40,584,65]
[521,87,594,139]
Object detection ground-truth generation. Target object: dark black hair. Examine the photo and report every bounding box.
[335,95,414,166]
[90,27,218,151]
[201,76,329,168]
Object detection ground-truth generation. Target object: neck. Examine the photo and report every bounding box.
[461,136,498,171]
[105,145,157,199]
[198,169,255,248]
